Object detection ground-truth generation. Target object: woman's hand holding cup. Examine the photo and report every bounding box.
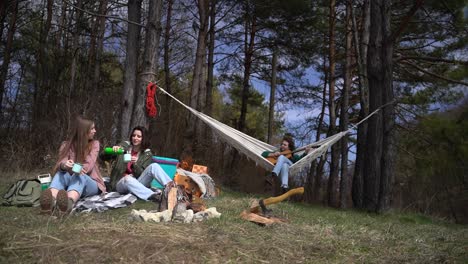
[61,159,74,170]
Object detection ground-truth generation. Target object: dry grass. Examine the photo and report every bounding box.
[0,173,467,263]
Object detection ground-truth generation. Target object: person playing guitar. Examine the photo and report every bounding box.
[261,135,310,194]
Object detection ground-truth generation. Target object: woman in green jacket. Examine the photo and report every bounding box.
[107,126,172,201]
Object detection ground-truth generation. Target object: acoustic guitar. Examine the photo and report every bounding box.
[266,145,318,165]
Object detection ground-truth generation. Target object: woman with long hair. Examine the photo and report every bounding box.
[40,116,106,214]
[106,126,172,201]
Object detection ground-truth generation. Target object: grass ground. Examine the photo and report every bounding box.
[0,173,466,263]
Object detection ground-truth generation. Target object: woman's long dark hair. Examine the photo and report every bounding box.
[130,126,150,151]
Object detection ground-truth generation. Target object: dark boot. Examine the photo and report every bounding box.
[56,190,74,215]
[40,189,55,215]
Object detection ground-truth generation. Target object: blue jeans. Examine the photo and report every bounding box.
[49,171,99,197]
[272,155,293,188]
[116,163,172,200]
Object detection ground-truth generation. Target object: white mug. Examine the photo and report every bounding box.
[123,153,131,163]
[72,163,83,174]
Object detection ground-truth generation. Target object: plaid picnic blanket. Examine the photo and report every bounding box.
[73,192,137,213]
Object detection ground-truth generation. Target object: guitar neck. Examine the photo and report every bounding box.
[279,144,320,155]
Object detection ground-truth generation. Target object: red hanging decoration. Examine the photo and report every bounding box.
[146,82,158,118]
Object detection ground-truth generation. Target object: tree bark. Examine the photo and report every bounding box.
[83,0,108,115]
[91,0,108,104]
[163,0,173,95]
[55,0,68,49]
[267,49,278,144]
[340,0,352,209]
[163,0,174,153]
[120,0,142,140]
[183,0,210,157]
[66,0,84,124]
[363,0,395,212]
[131,0,164,129]
[0,0,7,43]
[239,2,256,132]
[31,0,54,138]
[0,0,18,115]
[327,0,340,208]
[352,0,370,208]
[205,0,217,118]
[189,0,209,113]
[307,53,328,203]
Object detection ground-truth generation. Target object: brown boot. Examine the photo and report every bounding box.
[57,190,71,214]
[40,189,55,215]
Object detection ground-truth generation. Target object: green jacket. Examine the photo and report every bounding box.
[261,150,304,163]
[102,141,154,191]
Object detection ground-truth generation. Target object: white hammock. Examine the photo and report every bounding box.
[158,86,376,175]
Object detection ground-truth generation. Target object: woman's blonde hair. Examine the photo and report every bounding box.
[54,116,95,171]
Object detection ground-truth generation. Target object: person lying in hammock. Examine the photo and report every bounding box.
[261,135,310,194]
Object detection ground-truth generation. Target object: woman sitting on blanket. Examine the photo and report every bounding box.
[105,126,173,202]
[40,116,106,215]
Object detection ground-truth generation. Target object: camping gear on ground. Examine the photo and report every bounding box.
[104,147,124,155]
[2,179,42,207]
[241,187,304,226]
[37,173,52,190]
[151,156,179,189]
[175,169,218,199]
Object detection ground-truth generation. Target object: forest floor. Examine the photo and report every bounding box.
[0,172,467,263]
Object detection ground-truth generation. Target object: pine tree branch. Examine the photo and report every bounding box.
[397,55,468,66]
[400,60,468,86]
[390,0,425,42]
[64,0,145,28]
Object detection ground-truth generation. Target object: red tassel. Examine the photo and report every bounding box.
[146,82,158,118]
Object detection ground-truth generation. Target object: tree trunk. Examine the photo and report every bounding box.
[340,0,352,209]
[327,0,339,208]
[308,54,328,203]
[84,0,108,115]
[91,0,108,106]
[0,0,18,115]
[267,49,278,144]
[120,0,142,140]
[352,0,370,208]
[163,0,174,152]
[205,0,216,118]
[239,3,256,132]
[163,0,173,95]
[189,0,209,112]
[66,0,84,124]
[6,65,24,137]
[31,0,54,140]
[0,0,7,43]
[183,0,209,157]
[131,0,164,129]
[55,0,68,49]
[363,0,395,213]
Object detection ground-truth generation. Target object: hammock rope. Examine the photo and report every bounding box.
[156,85,383,175]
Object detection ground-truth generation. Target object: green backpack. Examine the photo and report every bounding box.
[2,179,42,207]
